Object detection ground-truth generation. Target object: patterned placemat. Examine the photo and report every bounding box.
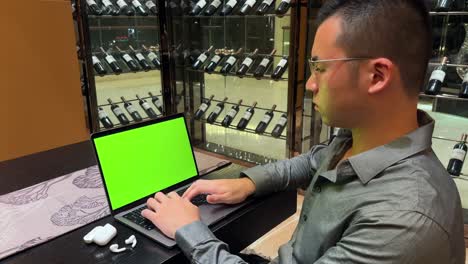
[0,151,230,260]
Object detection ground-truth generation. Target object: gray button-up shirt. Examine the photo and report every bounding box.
[175,110,465,264]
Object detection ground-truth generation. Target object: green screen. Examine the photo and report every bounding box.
[93,117,198,210]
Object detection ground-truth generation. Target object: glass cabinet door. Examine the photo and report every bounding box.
[163,0,297,164]
[75,0,165,132]
[424,5,468,209]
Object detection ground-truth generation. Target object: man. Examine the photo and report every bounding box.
[142,0,465,263]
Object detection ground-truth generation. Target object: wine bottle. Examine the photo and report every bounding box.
[236,49,258,77]
[175,88,185,106]
[145,0,158,14]
[98,107,114,129]
[173,43,188,65]
[447,134,467,176]
[100,47,123,74]
[168,0,180,12]
[129,45,152,71]
[207,97,228,124]
[255,104,276,134]
[116,46,140,72]
[71,2,77,17]
[425,57,448,95]
[176,0,192,15]
[205,49,225,73]
[116,0,135,15]
[101,0,120,15]
[239,0,257,15]
[254,49,276,79]
[108,98,130,125]
[136,94,158,118]
[190,0,207,15]
[275,0,290,17]
[143,45,161,69]
[256,0,274,15]
[220,0,238,15]
[271,56,289,80]
[221,99,243,127]
[92,55,107,76]
[167,0,183,16]
[121,96,143,122]
[193,46,214,70]
[194,95,215,120]
[271,113,287,138]
[131,0,149,15]
[220,48,243,75]
[435,0,452,11]
[188,48,202,64]
[460,71,468,98]
[237,101,257,130]
[148,92,164,114]
[204,0,222,15]
[86,0,103,15]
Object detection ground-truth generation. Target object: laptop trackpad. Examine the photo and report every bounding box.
[199,201,248,226]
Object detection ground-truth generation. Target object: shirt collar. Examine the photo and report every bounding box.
[345,110,434,184]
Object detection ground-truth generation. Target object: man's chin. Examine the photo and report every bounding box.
[320,115,339,128]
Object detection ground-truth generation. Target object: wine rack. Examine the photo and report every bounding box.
[97,93,164,128]
[164,0,300,162]
[185,64,289,81]
[74,0,307,163]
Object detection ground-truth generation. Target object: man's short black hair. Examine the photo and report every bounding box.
[317,0,432,96]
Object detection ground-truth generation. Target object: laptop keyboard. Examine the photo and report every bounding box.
[190,194,208,206]
[122,164,244,230]
[123,207,155,230]
[122,194,208,230]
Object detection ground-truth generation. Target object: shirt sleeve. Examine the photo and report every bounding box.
[241,144,328,197]
[175,220,248,264]
[313,210,452,264]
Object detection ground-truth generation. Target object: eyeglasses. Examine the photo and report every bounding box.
[308,57,372,76]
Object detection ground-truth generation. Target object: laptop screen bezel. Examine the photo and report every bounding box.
[91,113,200,215]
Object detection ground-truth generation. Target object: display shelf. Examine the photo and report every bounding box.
[428,62,468,68]
[429,11,468,16]
[178,14,291,19]
[88,15,158,18]
[186,68,288,82]
[97,94,162,107]
[89,25,160,30]
[93,66,161,77]
[433,135,464,144]
[98,115,162,130]
[196,141,279,165]
[454,173,468,179]
[419,93,468,102]
[206,97,287,114]
[197,119,287,141]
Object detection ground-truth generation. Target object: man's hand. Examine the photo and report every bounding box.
[182,178,256,205]
[141,192,200,239]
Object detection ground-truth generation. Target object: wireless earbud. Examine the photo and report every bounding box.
[109,244,126,253]
[125,235,137,248]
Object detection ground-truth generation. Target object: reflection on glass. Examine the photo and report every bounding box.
[456,24,468,79]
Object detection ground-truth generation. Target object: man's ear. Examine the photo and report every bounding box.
[367,58,393,95]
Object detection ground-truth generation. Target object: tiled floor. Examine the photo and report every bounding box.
[243,194,303,260]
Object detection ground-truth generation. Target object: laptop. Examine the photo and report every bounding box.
[91,113,251,248]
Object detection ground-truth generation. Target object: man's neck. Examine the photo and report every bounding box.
[347,109,420,157]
